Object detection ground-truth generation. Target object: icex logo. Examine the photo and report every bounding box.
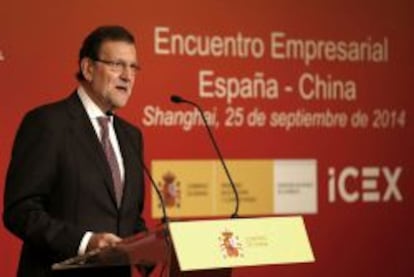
[328,166,403,203]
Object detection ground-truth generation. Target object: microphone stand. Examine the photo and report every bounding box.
[140,160,169,225]
[170,95,240,218]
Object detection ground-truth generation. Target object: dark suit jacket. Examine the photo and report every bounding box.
[3,92,147,277]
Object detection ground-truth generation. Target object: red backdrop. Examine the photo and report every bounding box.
[1,1,413,276]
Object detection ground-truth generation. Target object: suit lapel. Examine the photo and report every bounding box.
[114,117,140,211]
[65,92,118,208]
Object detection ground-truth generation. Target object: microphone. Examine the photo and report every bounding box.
[170,95,183,104]
[170,94,240,218]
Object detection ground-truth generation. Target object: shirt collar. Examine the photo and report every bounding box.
[77,86,113,122]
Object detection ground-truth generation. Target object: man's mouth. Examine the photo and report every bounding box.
[115,85,128,92]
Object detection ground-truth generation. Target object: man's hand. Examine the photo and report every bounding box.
[86,232,122,252]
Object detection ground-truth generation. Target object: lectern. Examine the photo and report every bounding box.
[53,217,314,276]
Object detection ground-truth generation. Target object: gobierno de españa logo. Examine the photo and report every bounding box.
[159,171,181,208]
[219,229,243,258]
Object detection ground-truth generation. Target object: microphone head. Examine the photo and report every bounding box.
[170,95,183,103]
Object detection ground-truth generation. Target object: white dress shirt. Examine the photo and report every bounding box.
[76,86,125,255]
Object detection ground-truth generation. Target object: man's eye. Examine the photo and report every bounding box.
[130,65,140,71]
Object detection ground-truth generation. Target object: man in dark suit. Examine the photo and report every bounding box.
[3,26,147,277]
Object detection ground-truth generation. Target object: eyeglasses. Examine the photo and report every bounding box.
[93,58,141,75]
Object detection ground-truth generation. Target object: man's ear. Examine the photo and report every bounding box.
[80,57,94,82]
